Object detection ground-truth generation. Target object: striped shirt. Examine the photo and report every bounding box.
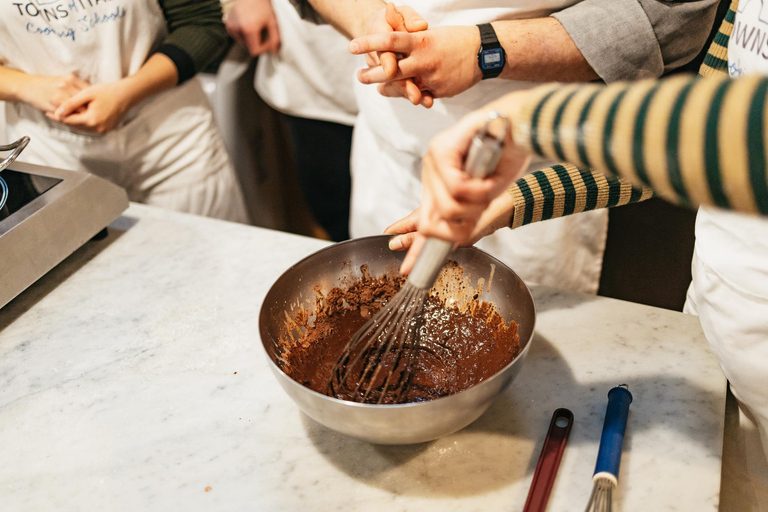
[505,0,764,228]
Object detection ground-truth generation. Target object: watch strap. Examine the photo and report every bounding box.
[478,23,501,49]
[477,23,504,79]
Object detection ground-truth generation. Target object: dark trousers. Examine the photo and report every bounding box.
[283,115,352,242]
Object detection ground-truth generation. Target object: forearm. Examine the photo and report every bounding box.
[302,0,385,38]
[506,164,653,229]
[511,74,768,216]
[463,161,653,235]
[494,18,598,83]
[120,54,179,110]
[0,66,29,103]
[157,0,229,83]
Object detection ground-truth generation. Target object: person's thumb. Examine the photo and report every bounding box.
[54,88,93,119]
[398,5,428,32]
[384,2,406,31]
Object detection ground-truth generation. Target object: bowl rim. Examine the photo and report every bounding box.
[257,234,537,409]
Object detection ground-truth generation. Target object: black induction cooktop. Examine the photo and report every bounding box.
[0,169,61,223]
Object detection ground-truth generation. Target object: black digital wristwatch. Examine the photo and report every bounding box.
[477,23,506,80]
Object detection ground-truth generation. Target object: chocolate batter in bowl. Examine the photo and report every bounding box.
[258,235,535,445]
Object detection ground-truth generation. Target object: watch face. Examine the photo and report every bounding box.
[481,48,505,70]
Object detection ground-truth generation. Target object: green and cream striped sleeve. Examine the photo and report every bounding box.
[700,0,737,78]
[502,80,657,229]
[502,0,741,229]
[509,72,768,223]
[506,164,653,229]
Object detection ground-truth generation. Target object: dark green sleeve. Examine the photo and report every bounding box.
[155,0,228,83]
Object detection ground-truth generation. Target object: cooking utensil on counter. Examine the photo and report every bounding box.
[523,408,574,512]
[0,136,29,173]
[328,112,510,404]
[585,385,633,512]
[258,235,535,444]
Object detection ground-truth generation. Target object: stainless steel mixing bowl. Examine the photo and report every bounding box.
[258,235,535,445]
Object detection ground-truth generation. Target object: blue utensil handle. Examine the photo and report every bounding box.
[594,385,633,480]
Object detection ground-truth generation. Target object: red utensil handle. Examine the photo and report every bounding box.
[523,408,574,512]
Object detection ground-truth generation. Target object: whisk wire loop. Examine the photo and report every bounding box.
[355,285,418,402]
[584,478,614,512]
[367,289,428,403]
[328,283,430,404]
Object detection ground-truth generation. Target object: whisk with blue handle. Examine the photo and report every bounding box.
[327,112,510,404]
[585,384,633,512]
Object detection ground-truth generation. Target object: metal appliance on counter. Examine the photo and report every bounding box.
[0,137,129,309]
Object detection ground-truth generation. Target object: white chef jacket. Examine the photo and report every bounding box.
[0,0,248,222]
[255,0,358,126]
[684,1,768,508]
[350,0,608,294]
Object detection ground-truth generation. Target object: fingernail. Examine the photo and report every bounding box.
[389,237,403,250]
[349,41,359,53]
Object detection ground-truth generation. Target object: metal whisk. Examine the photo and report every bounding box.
[585,384,633,512]
[327,112,510,404]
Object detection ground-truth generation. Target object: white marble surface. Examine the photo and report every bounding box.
[0,203,726,511]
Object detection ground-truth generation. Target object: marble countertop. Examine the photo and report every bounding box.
[0,204,726,511]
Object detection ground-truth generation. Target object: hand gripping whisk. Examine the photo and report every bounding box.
[585,385,633,512]
[327,112,510,404]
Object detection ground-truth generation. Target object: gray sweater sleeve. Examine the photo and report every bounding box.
[552,0,720,82]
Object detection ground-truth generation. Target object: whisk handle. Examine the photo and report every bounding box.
[594,385,633,482]
[407,112,509,290]
[408,238,453,289]
[464,111,509,179]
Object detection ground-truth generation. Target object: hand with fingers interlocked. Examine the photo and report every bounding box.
[15,73,91,115]
[354,3,433,107]
[350,23,484,107]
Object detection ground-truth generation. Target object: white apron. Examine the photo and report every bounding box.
[350,1,608,294]
[255,0,358,126]
[683,1,768,508]
[0,0,248,223]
